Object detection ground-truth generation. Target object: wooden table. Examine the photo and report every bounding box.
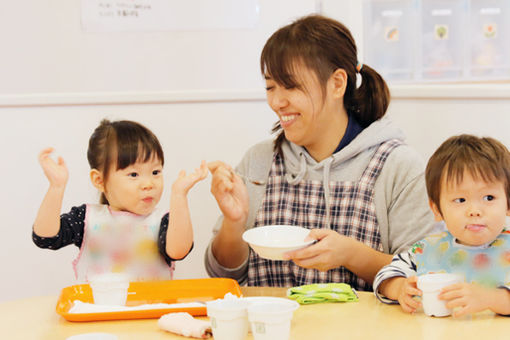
[0,287,508,339]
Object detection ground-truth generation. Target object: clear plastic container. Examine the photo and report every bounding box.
[419,0,467,80]
[89,273,130,306]
[468,0,510,79]
[363,0,417,81]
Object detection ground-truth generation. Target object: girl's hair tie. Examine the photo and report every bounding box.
[356,62,363,73]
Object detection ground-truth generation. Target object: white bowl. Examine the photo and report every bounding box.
[242,225,314,260]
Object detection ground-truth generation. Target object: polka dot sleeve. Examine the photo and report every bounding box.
[158,213,194,265]
[32,204,86,250]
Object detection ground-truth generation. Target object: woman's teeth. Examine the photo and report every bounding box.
[281,115,297,122]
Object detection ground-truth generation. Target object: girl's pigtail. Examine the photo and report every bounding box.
[88,119,113,205]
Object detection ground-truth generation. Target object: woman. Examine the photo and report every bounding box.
[205,14,435,290]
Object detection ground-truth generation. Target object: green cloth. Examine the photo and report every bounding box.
[287,283,359,305]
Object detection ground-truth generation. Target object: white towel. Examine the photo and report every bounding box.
[158,312,212,338]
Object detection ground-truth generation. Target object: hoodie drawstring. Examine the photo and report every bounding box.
[285,153,334,229]
[322,158,333,229]
[285,153,307,185]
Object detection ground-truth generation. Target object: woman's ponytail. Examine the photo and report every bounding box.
[346,64,390,128]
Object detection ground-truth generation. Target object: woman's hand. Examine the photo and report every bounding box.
[208,161,249,224]
[38,147,68,188]
[283,228,354,272]
[283,228,392,284]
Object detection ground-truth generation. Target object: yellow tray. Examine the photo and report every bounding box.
[56,278,242,322]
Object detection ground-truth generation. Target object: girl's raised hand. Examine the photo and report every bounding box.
[207,160,249,223]
[171,160,208,194]
[38,147,69,188]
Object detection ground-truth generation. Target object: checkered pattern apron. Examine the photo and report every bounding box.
[247,139,403,290]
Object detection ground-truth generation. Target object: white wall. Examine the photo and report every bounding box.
[0,101,276,302]
[388,95,510,159]
[1,0,510,303]
[0,0,316,96]
[0,0,316,302]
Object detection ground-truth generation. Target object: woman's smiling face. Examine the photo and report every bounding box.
[265,63,342,155]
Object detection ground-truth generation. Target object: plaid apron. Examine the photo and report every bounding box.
[247,139,403,290]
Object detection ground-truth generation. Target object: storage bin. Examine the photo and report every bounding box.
[363,0,417,81]
[420,0,467,80]
[468,0,510,79]
[361,0,510,83]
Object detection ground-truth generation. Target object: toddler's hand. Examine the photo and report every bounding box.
[438,282,489,317]
[397,276,422,314]
[38,147,68,188]
[171,160,208,194]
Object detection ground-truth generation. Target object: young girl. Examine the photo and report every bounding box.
[206,14,435,289]
[33,119,207,282]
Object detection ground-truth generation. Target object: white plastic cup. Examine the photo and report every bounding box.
[206,299,249,340]
[89,273,130,306]
[247,300,299,340]
[417,273,462,317]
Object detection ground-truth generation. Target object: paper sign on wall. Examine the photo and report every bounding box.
[81,0,260,32]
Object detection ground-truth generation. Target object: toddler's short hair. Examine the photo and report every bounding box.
[87,119,164,205]
[426,134,510,213]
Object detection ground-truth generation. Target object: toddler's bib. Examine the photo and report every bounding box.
[413,230,510,287]
[73,204,173,282]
